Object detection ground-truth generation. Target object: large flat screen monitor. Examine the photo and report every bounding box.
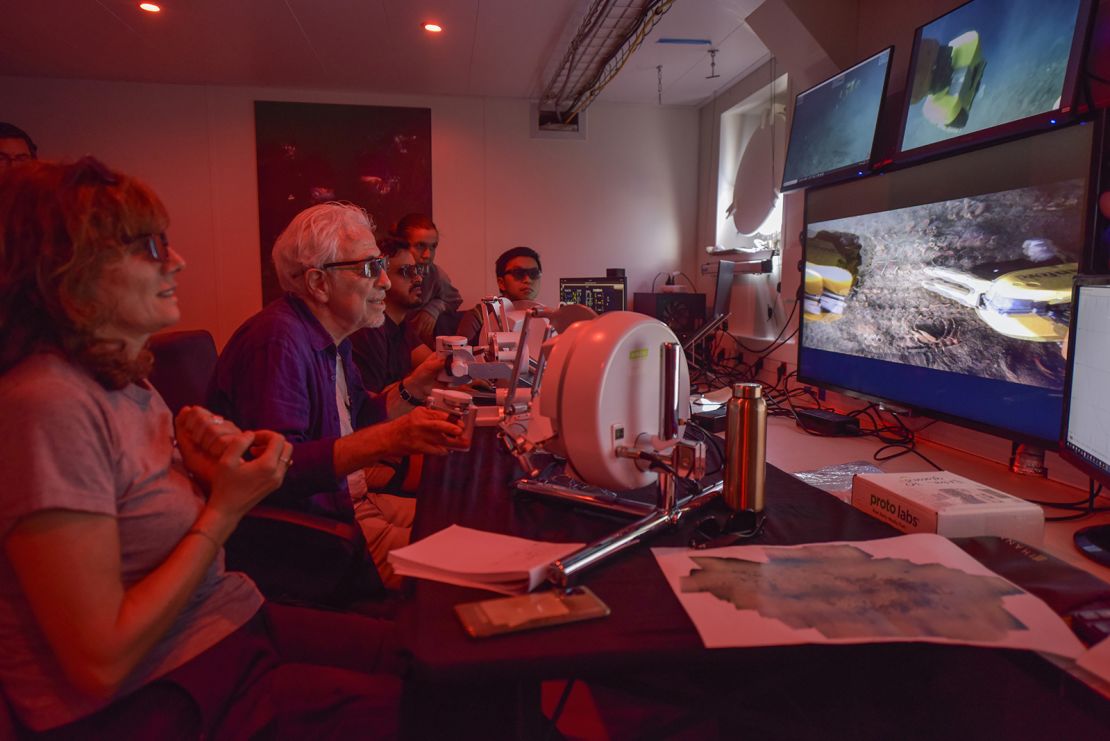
[781,47,893,192]
[898,0,1092,161]
[800,121,1096,446]
[559,277,627,314]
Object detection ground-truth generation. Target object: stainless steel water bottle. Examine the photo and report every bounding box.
[724,382,766,512]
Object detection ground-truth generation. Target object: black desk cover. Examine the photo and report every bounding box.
[397,428,1110,738]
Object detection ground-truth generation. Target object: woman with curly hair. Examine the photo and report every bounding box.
[0,158,400,739]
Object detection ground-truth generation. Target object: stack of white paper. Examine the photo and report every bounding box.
[388,524,584,594]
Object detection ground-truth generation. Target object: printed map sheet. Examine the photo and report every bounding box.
[653,533,1083,658]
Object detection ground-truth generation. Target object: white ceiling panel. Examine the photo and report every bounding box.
[0,0,769,106]
[595,0,770,105]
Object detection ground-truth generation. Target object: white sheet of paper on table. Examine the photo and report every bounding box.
[1077,633,1110,685]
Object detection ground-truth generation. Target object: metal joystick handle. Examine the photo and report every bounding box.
[615,440,706,480]
[499,421,541,479]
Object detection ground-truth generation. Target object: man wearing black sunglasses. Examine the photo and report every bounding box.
[351,238,430,394]
[495,246,543,302]
[456,246,544,346]
[210,203,466,587]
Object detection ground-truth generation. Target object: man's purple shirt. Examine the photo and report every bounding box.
[208,293,387,519]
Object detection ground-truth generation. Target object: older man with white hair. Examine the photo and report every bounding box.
[210,202,464,582]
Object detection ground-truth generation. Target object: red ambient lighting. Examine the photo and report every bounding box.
[423,23,443,33]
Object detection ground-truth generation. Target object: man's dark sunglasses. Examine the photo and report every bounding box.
[393,263,429,280]
[321,256,388,279]
[129,233,171,262]
[502,267,542,281]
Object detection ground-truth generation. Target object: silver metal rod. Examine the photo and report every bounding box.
[659,470,676,513]
[678,480,723,520]
[545,479,723,588]
[477,301,492,336]
[682,311,729,355]
[503,312,535,417]
[480,298,507,333]
[515,480,656,516]
[516,476,719,517]
[530,324,554,400]
[683,312,731,369]
[548,509,676,588]
[660,342,681,441]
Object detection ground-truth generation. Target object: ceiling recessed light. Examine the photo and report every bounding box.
[423,23,443,33]
[139,2,162,12]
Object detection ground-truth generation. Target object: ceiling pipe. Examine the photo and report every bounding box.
[539,0,677,125]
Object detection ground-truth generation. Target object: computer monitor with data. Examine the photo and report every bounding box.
[1061,275,1110,566]
[1061,276,1110,482]
[559,277,627,314]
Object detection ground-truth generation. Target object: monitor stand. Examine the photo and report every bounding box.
[1075,526,1110,568]
[1009,442,1047,477]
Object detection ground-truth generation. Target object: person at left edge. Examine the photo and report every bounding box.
[0,121,37,170]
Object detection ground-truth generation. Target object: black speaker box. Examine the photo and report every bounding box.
[632,292,706,341]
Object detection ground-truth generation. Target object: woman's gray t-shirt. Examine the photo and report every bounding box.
[0,352,263,731]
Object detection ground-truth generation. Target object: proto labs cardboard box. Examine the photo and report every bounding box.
[851,471,1044,545]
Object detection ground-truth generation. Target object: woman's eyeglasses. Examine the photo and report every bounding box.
[502,267,542,281]
[321,256,389,279]
[128,233,171,262]
[393,263,429,280]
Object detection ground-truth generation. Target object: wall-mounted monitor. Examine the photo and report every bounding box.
[800,121,1097,446]
[897,0,1093,162]
[781,47,893,192]
[559,277,627,314]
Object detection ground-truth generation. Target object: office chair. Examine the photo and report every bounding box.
[147,330,385,608]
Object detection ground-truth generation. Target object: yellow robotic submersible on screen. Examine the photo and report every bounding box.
[910,30,987,130]
[804,230,863,322]
[922,254,1075,342]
